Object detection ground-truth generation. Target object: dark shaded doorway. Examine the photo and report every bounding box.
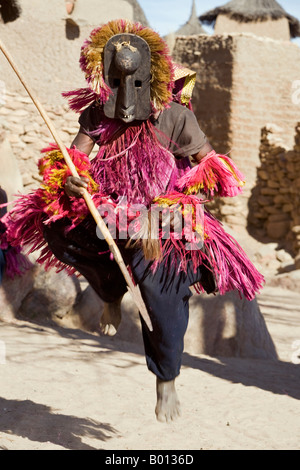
[65,18,80,40]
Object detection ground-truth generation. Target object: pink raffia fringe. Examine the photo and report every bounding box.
[0,216,33,279]
[89,119,183,206]
[3,248,32,279]
[37,143,100,229]
[176,150,245,197]
[152,191,265,301]
[0,145,105,277]
[202,211,265,300]
[1,193,78,277]
[62,87,110,114]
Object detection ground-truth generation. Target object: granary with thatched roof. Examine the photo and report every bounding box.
[176,0,206,36]
[164,1,207,53]
[200,0,300,41]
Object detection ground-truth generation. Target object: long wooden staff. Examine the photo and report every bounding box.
[0,39,153,332]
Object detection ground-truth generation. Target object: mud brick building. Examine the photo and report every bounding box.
[0,0,148,105]
[173,32,300,227]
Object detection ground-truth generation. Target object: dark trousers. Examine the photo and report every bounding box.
[44,218,203,381]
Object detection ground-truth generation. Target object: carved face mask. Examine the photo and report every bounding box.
[103,33,151,123]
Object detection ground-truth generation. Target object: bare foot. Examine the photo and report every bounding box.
[99,297,122,336]
[155,378,181,423]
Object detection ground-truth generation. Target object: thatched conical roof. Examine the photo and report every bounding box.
[126,0,150,27]
[200,0,300,38]
[176,0,206,35]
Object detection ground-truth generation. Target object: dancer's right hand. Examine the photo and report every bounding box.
[65,176,89,198]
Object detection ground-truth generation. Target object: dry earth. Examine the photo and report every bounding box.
[0,282,299,451]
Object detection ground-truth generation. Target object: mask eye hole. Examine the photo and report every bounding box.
[135,80,142,88]
[113,78,121,87]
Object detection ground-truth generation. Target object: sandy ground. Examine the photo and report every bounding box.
[0,284,299,451]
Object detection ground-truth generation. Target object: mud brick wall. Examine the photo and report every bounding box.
[173,33,300,228]
[0,0,139,106]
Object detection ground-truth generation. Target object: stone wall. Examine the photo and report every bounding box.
[0,89,82,195]
[173,33,300,227]
[248,123,300,268]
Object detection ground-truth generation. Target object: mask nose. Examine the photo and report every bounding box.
[114,46,142,122]
[119,75,135,115]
